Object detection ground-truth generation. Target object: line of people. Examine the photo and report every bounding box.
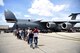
[13,27,39,49]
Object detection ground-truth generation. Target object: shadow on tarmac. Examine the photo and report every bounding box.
[38,44,45,46]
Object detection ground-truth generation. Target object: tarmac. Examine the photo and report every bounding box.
[0,32,80,53]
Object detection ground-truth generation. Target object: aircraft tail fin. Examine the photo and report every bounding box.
[4,9,17,23]
[69,13,80,20]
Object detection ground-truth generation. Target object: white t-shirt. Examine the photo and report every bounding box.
[27,29,31,33]
[19,30,22,33]
[34,33,38,37]
[27,29,32,36]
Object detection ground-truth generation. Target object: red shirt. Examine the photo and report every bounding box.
[33,29,38,33]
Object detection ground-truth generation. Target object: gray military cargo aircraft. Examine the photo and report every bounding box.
[4,10,80,32]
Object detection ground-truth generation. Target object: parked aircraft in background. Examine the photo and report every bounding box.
[4,10,80,32]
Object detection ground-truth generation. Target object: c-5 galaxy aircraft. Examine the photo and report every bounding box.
[4,10,80,32]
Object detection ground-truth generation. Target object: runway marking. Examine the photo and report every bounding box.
[38,48,47,53]
[33,45,54,53]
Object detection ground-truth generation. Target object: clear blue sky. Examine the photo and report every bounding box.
[0,0,80,27]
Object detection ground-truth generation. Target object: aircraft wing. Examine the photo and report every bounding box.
[41,20,80,23]
[34,20,42,23]
[40,20,66,24]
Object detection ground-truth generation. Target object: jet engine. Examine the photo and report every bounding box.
[61,23,72,29]
[46,22,56,28]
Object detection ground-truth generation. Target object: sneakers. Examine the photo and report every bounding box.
[35,45,38,48]
[30,44,33,48]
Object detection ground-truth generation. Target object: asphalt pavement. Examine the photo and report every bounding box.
[0,32,80,53]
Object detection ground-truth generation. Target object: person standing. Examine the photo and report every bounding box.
[21,29,25,40]
[27,27,32,44]
[13,29,17,36]
[23,29,26,41]
[16,29,19,39]
[33,27,39,48]
[28,30,34,48]
[18,29,22,39]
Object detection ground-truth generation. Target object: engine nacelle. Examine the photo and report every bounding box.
[46,22,56,28]
[61,23,72,29]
